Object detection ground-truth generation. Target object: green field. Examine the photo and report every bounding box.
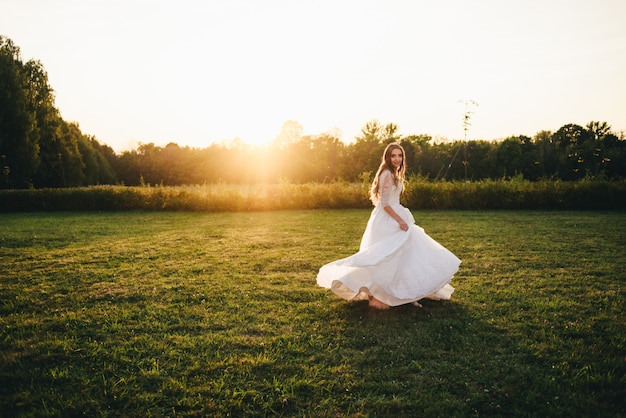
[1,210,624,417]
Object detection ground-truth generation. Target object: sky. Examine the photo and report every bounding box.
[2,0,626,152]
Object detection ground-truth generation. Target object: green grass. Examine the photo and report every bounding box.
[1,210,624,417]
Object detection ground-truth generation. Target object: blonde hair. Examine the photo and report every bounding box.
[369,143,406,203]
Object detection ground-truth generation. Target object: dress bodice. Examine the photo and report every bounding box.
[377,170,402,207]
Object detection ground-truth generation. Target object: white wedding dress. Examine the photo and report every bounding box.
[317,170,460,306]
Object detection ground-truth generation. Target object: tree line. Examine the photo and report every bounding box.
[2,35,625,189]
[0,36,117,189]
[112,120,626,185]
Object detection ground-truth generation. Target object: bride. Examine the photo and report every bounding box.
[317,143,461,310]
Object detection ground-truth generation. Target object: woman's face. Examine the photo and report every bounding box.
[390,148,403,168]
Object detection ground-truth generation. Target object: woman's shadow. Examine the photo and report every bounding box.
[319,298,596,417]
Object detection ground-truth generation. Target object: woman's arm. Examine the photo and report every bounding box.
[384,205,409,231]
[379,170,408,231]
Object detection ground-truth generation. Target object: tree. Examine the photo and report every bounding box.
[348,120,391,180]
[31,112,65,187]
[382,122,400,144]
[552,123,594,179]
[534,130,556,178]
[273,120,303,149]
[586,121,611,142]
[55,121,86,187]
[0,36,39,188]
[77,135,116,185]
[464,140,494,180]
[1,36,123,188]
[517,135,541,180]
[494,137,524,178]
[309,133,343,181]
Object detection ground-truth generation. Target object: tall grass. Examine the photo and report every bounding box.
[1,179,625,212]
[0,182,370,212]
[404,177,626,210]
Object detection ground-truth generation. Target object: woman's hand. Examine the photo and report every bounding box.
[383,205,409,232]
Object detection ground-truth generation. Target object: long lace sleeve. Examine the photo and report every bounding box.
[378,170,394,207]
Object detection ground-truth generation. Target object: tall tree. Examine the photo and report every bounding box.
[349,120,388,180]
[0,36,39,188]
[494,137,524,178]
[273,120,303,149]
[382,122,400,144]
[585,121,611,142]
[534,130,555,178]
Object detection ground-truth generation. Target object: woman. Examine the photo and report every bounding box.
[317,143,460,309]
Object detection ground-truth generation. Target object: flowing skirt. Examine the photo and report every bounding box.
[317,205,460,306]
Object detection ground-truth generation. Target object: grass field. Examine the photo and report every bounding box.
[0,210,624,417]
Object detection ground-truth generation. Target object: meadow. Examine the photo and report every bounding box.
[0,210,624,417]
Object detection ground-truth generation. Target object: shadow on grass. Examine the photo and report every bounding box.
[0,289,622,417]
[307,297,621,417]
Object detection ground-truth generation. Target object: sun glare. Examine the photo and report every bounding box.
[2,1,625,152]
